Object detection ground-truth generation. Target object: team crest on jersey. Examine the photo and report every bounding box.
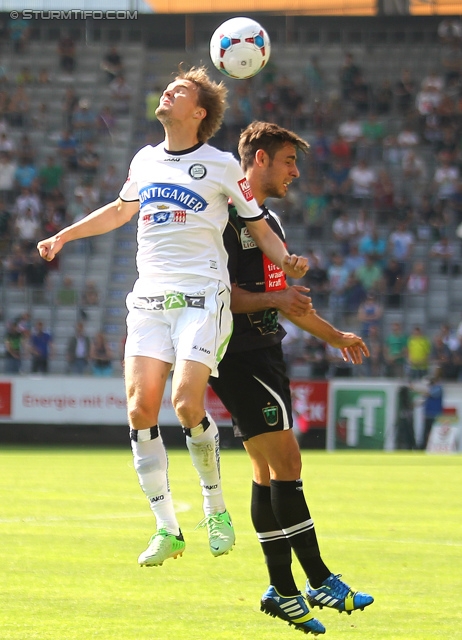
[262,405,279,427]
[240,226,257,250]
[189,164,207,180]
[238,177,253,202]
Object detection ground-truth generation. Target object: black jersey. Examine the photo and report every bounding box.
[225,203,287,353]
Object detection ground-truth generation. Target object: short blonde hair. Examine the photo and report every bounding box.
[176,65,228,143]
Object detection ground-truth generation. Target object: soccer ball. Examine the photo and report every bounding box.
[210,17,271,80]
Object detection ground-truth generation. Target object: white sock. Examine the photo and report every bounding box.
[130,426,180,535]
[185,413,226,516]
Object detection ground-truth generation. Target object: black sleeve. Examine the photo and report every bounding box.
[223,206,241,285]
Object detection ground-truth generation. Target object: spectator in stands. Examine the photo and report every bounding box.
[100,164,120,203]
[397,124,419,152]
[67,321,91,375]
[305,55,324,100]
[23,248,48,294]
[441,39,462,86]
[0,131,14,157]
[37,68,52,85]
[435,127,458,163]
[348,159,377,205]
[77,141,100,180]
[402,150,427,205]
[57,32,76,74]
[406,261,429,294]
[332,209,359,256]
[430,334,454,380]
[361,112,385,163]
[388,221,414,270]
[39,156,64,196]
[383,257,405,307]
[29,320,53,374]
[430,234,460,275]
[31,102,50,134]
[57,275,77,305]
[357,292,383,338]
[329,132,351,167]
[16,66,34,85]
[438,18,462,44]
[373,168,395,215]
[355,254,383,294]
[62,87,79,131]
[303,335,328,379]
[302,250,329,306]
[57,130,78,171]
[339,52,360,101]
[327,251,349,320]
[90,332,113,377]
[358,225,387,266]
[14,158,37,190]
[433,151,459,204]
[15,206,40,252]
[7,85,30,128]
[394,69,417,115]
[14,186,41,218]
[0,151,16,204]
[363,324,384,377]
[338,113,362,158]
[310,129,330,176]
[109,74,132,115]
[4,319,22,374]
[101,46,123,83]
[73,99,96,144]
[3,242,26,287]
[303,181,329,240]
[81,279,99,306]
[350,72,371,116]
[375,79,393,115]
[325,159,350,199]
[343,272,366,323]
[74,178,100,211]
[407,325,431,380]
[8,15,30,53]
[344,243,365,275]
[384,321,407,378]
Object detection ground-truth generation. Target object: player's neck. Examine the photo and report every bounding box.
[163,124,200,152]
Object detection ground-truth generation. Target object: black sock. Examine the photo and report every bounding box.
[270,479,331,588]
[251,481,299,596]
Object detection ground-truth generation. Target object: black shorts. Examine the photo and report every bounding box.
[209,343,293,441]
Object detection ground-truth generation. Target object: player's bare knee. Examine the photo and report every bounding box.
[173,397,203,429]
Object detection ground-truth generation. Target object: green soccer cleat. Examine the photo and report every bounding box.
[138,529,185,567]
[196,510,236,556]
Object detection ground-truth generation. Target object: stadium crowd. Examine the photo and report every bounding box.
[3,19,462,380]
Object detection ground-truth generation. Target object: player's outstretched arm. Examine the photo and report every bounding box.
[37,198,139,261]
[245,218,308,279]
[230,283,315,317]
[283,310,370,364]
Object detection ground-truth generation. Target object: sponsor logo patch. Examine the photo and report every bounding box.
[262,405,279,426]
[238,177,253,202]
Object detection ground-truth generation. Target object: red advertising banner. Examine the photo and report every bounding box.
[0,382,12,417]
[291,380,328,433]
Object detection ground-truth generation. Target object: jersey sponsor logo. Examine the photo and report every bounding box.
[141,209,187,226]
[193,345,211,354]
[240,226,257,250]
[139,183,208,212]
[238,177,254,202]
[133,292,206,311]
[189,163,207,179]
[263,254,286,291]
[174,210,187,223]
[262,405,279,427]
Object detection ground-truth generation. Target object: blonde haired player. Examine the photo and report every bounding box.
[38,67,308,567]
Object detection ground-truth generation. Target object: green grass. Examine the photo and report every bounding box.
[0,447,461,640]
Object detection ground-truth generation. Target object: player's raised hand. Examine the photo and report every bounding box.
[331,332,370,364]
[37,235,64,262]
[282,254,309,278]
[275,286,315,317]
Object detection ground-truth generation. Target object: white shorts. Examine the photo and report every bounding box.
[124,279,232,377]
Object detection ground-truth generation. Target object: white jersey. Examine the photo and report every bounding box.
[119,142,263,294]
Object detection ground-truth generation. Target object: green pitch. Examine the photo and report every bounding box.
[0,446,461,640]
